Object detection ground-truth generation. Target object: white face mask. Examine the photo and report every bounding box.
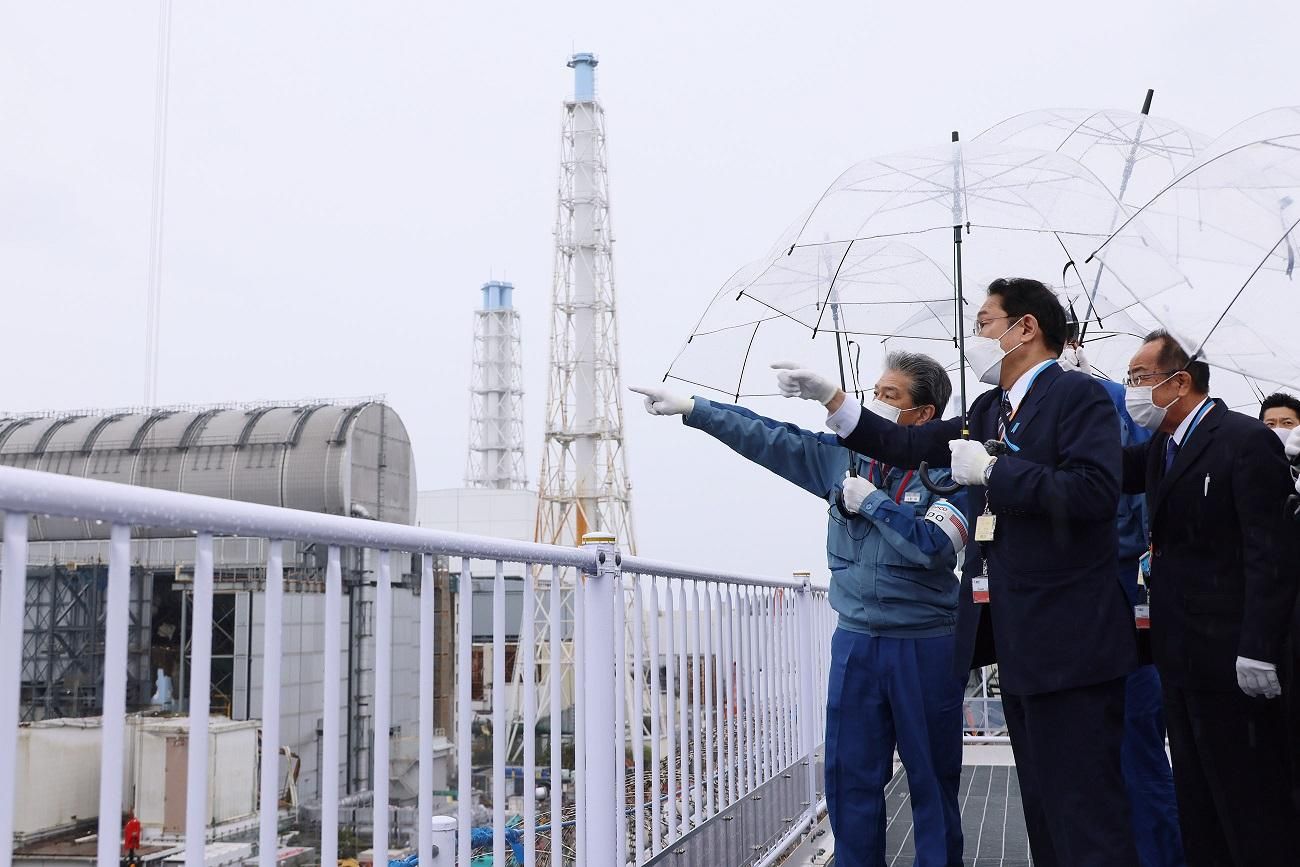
[867,398,922,425]
[965,316,1025,386]
[867,398,902,423]
[1059,344,1089,373]
[1124,374,1181,431]
[1274,426,1293,446]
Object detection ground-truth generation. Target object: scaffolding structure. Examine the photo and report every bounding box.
[466,281,528,489]
[20,562,152,722]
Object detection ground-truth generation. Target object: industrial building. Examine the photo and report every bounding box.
[1,401,455,846]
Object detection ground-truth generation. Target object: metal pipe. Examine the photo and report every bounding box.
[322,546,342,867]
[373,552,393,861]
[700,583,715,819]
[580,537,618,864]
[456,557,472,867]
[185,532,215,865]
[621,555,804,590]
[794,577,818,814]
[418,554,435,867]
[645,574,664,854]
[631,573,647,863]
[0,465,592,569]
[675,580,689,831]
[522,562,538,867]
[95,524,127,867]
[688,581,702,824]
[491,559,505,865]
[612,565,628,863]
[662,576,678,840]
[575,560,587,865]
[548,564,562,866]
[258,541,285,867]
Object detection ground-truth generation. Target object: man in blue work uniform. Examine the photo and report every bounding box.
[1062,330,1185,867]
[631,350,968,867]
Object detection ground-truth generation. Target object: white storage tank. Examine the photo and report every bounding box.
[13,718,130,843]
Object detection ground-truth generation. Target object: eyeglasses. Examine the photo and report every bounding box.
[1122,370,1180,388]
[970,315,1014,337]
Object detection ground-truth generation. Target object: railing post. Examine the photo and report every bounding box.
[1,513,31,867]
[430,815,457,867]
[793,571,819,821]
[580,532,620,865]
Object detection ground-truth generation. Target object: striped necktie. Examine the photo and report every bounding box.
[998,393,1013,440]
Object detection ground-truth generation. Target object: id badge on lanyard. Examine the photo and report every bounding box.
[1134,550,1152,629]
[972,502,994,604]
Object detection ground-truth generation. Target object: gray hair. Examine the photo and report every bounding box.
[885,350,952,413]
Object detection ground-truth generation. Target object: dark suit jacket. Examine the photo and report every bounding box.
[1121,399,1297,691]
[840,362,1137,694]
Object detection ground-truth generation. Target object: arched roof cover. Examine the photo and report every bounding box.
[0,402,416,540]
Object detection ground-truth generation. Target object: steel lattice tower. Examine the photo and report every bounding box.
[466,280,528,489]
[535,53,635,551]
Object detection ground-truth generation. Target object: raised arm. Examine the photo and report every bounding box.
[830,394,962,469]
[629,386,844,499]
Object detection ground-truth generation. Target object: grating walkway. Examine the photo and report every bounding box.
[879,764,1033,866]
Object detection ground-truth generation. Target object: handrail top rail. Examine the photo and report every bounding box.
[0,465,592,566]
[0,466,820,589]
[620,554,829,592]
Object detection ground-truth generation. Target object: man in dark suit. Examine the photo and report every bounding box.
[1122,331,1298,865]
[776,277,1139,867]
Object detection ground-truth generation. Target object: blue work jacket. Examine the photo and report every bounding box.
[684,398,964,638]
[1098,377,1151,566]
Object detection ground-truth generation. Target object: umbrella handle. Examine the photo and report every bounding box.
[918,462,961,495]
[919,440,1009,495]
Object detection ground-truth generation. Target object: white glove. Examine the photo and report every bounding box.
[1236,656,1282,698]
[949,439,993,486]
[771,361,837,404]
[1286,427,1300,461]
[841,472,877,514]
[628,385,693,417]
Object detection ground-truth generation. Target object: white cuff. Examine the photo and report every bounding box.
[825,396,862,438]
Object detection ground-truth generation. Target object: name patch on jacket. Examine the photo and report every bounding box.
[925,500,969,553]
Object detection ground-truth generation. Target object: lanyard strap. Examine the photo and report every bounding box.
[1006,360,1054,422]
[1181,400,1214,445]
[866,460,916,504]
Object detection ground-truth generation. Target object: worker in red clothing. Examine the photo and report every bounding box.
[123,812,141,865]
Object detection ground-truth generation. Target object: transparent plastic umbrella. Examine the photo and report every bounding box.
[976,95,1209,347]
[667,137,1126,491]
[1087,118,1300,391]
[976,96,1208,212]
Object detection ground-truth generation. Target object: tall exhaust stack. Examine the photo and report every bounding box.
[535,52,635,550]
[466,280,528,489]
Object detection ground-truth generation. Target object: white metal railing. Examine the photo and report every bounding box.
[0,464,836,867]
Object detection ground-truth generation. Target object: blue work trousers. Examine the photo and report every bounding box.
[825,628,964,867]
[1119,559,1186,867]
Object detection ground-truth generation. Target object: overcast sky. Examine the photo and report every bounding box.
[4,2,1298,580]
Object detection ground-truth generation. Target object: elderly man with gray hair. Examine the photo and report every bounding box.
[632,350,969,867]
